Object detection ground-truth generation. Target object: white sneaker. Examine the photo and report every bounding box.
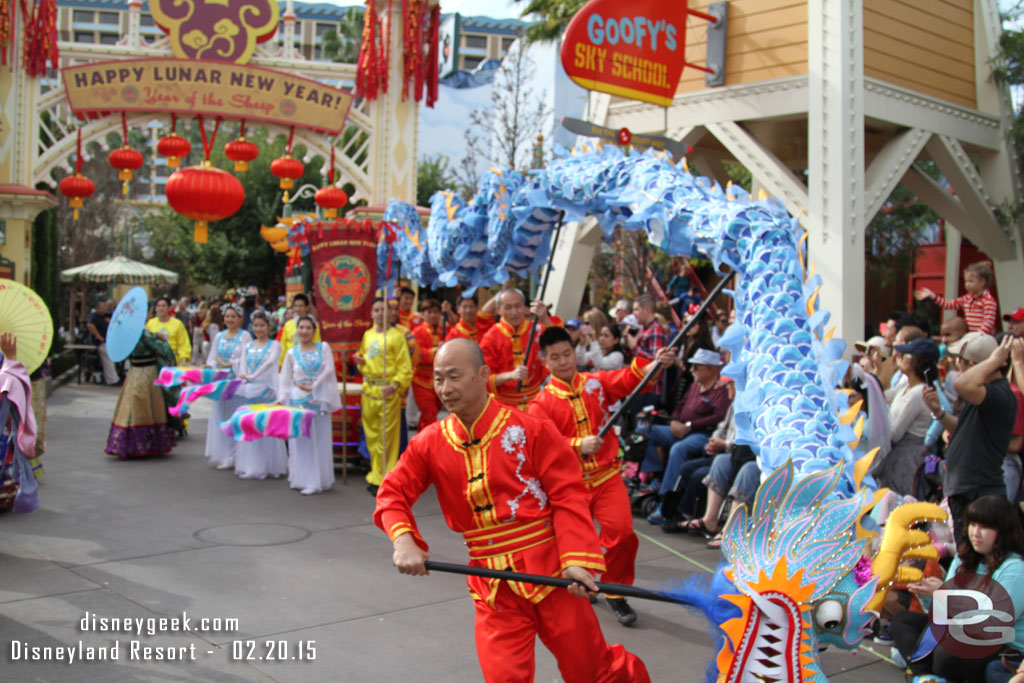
[216,463,233,470]
[300,488,317,495]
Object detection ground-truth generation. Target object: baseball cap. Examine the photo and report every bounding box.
[947,331,999,364]
[854,336,891,359]
[893,338,940,364]
[689,348,723,366]
[564,318,581,329]
[1003,307,1024,323]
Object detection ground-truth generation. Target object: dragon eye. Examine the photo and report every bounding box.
[814,599,844,630]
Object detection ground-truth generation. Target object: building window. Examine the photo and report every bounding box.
[314,46,323,60]
[316,22,336,38]
[463,35,486,50]
[502,37,515,52]
[100,33,119,45]
[462,56,483,70]
[72,10,92,22]
[98,11,119,25]
[140,14,155,27]
[74,31,95,43]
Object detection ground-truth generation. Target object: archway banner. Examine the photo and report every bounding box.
[308,220,378,350]
[62,59,353,134]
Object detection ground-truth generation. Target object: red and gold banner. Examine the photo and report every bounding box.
[560,0,688,107]
[62,59,352,134]
[309,221,377,351]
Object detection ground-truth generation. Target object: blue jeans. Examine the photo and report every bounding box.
[674,457,712,518]
[658,433,709,496]
[705,453,761,504]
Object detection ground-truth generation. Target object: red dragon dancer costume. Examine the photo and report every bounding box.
[374,398,649,683]
[480,319,553,410]
[528,358,651,590]
[410,320,443,428]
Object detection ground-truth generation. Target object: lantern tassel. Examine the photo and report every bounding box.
[194,221,209,243]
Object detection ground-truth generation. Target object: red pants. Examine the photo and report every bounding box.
[411,383,441,428]
[589,476,639,589]
[474,582,649,683]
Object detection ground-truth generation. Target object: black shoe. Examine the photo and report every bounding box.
[606,597,637,626]
[366,484,379,497]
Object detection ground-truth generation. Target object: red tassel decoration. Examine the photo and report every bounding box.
[356,0,379,100]
[0,0,13,67]
[23,0,58,76]
[424,3,440,108]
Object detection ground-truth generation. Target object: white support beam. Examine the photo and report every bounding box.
[863,78,1003,151]
[944,224,962,321]
[547,217,605,320]
[606,76,809,132]
[704,120,810,219]
[900,165,1004,257]
[925,134,1014,255]
[807,0,865,344]
[863,128,930,228]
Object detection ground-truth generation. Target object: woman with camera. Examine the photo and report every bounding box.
[871,337,940,496]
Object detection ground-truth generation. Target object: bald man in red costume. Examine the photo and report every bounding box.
[529,326,674,627]
[374,338,649,683]
[479,288,559,411]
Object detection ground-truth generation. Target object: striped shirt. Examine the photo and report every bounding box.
[934,290,998,335]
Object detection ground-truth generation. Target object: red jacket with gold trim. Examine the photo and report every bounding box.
[410,322,442,389]
[444,311,495,343]
[528,358,650,489]
[479,318,554,407]
[373,397,606,607]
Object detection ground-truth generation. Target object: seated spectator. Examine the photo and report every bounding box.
[939,333,1018,538]
[885,325,928,400]
[579,324,625,371]
[892,495,1024,682]
[848,364,893,460]
[640,349,732,521]
[872,338,939,496]
[667,310,716,410]
[855,336,894,387]
[711,309,730,349]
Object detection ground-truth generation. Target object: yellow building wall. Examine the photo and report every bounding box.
[673,0,975,110]
[863,0,976,108]
[676,0,809,95]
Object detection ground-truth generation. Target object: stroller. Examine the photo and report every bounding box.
[624,405,672,518]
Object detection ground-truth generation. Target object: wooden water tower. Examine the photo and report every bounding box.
[581,0,1021,342]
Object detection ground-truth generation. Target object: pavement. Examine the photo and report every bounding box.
[1,382,907,682]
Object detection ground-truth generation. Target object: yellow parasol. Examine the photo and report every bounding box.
[0,279,54,374]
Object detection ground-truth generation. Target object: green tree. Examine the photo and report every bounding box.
[30,206,60,330]
[143,126,331,290]
[515,0,584,43]
[321,7,365,63]
[417,154,452,206]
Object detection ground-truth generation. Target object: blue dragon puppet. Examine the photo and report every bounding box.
[379,146,946,681]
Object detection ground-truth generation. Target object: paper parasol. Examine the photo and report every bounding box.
[0,279,54,374]
[106,286,148,362]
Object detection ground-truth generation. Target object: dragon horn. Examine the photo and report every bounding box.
[865,502,947,612]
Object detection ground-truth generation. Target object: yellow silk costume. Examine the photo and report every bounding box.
[145,317,191,365]
[359,325,413,486]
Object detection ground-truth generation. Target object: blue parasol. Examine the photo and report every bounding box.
[105,287,148,362]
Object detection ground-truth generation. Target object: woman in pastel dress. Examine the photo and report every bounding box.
[204,304,251,470]
[233,311,287,479]
[279,316,340,495]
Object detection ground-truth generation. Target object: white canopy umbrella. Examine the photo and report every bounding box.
[60,255,179,285]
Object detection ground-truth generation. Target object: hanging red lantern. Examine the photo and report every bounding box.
[165,116,244,244]
[109,113,144,195]
[157,114,190,168]
[270,126,303,202]
[224,119,259,172]
[314,143,347,218]
[58,129,94,220]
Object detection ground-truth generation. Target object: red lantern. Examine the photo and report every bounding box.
[166,161,245,244]
[59,174,95,220]
[314,186,348,219]
[270,154,304,202]
[108,146,144,195]
[157,134,190,168]
[225,120,258,172]
[225,138,259,172]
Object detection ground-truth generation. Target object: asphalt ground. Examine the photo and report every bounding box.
[0,382,905,682]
